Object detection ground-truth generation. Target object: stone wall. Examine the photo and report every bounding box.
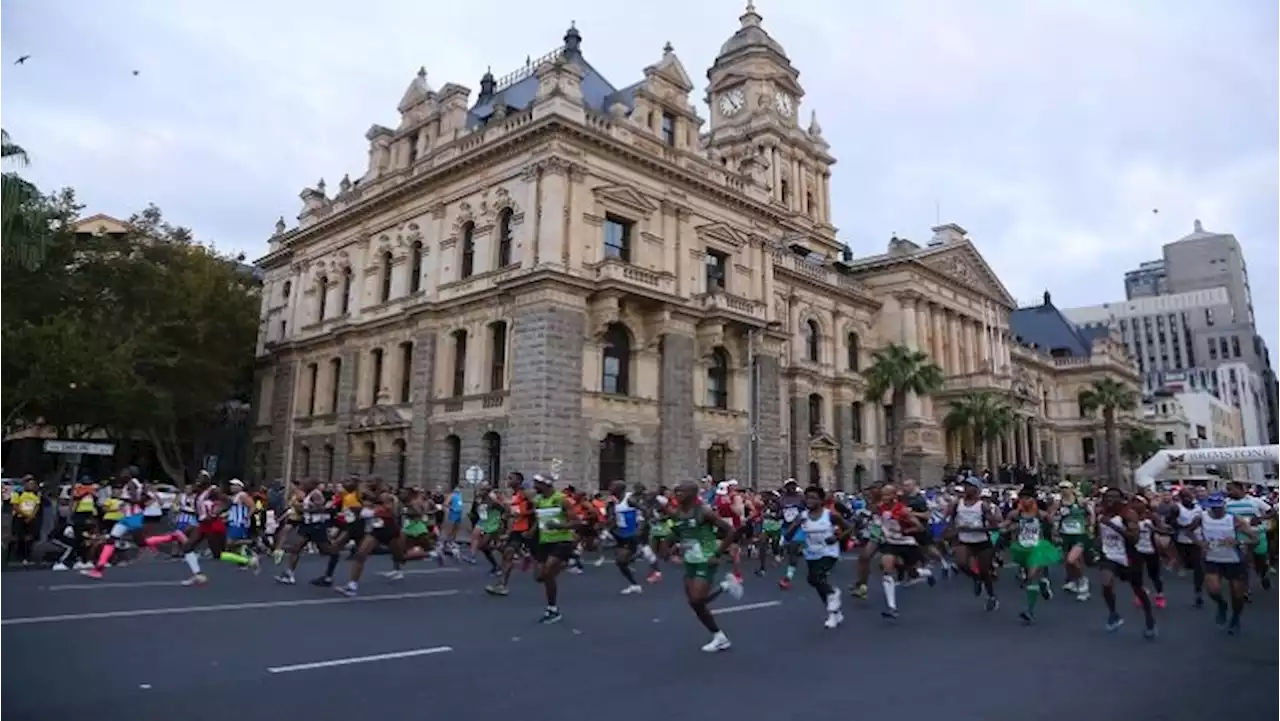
[658,333,697,482]
[506,302,586,479]
[267,358,298,482]
[332,349,359,478]
[833,401,856,492]
[406,332,437,485]
[789,391,810,482]
[753,354,784,487]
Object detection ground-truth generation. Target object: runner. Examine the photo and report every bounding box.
[1095,489,1158,638]
[1004,484,1061,625]
[1171,488,1206,607]
[607,481,648,594]
[313,478,364,586]
[1222,481,1274,593]
[666,479,744,652]
[486,472,534,597]
[472,482,505,575]
[274,478,337,585]
[875,483,926,621]
[80,473,186,580]
[1200,492,1257,634]
[711,480,746,583]
[945,476,1001,611]
[530,473,577,624]
[1132,495,1169,609]
[223,479,260,573]
[337,482,406,596]
[783,485,851,628]
[1054,481,1093,602]
[776,480,805,589]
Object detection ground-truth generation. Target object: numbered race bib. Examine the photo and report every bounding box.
[305,512,328,525]
[477,504,489,519]
[1018,522,1040,547]
[535,508,558,531]
[782,508,799,523]
[1102,532,1124,555]
[19,501,35,515]
[682,539,707,564]
[343,510,356,523]
[1061,519,1083,535]
[1214,536,1236,549]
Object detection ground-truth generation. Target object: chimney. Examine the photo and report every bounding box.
[929,223,968,247]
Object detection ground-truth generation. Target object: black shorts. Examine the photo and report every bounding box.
[534,541,575,563]
[338,520,366,542]
[962,540,993,554]
[299,523,330,546]
[1205,560,1247,582]
[882,543,922,567]
[1099,557,1137,583]
[913,532,933,549]
[613,535,640,553]
[506,530,534,553]
[371,526,399,546]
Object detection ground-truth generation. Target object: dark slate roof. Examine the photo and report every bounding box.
[1010,295,1095,358]
[467,48,637,129]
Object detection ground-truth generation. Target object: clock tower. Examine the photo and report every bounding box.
[705,2,836,240]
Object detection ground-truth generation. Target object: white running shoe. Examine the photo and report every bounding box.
[620,584,643,595]
[826,588,842,613]
[700,631,732,652]
[823,611,844,629]
[51,563,69,572]
[720,574,745,600]
[381,570,405,581]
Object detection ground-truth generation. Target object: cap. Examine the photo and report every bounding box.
[1058,481,1074,489]
[229,479,244,488]
[1205,492,1227,507]
[960,475,982,488]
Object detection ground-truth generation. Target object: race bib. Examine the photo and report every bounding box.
[782,508,799,523]
[1061,519,1083,535]
[1018,523,1039,546]
[477,504,489,519]
[343,510,356,523]
[1102,532,1124,555]
[371,517,385,529]
[1213,536,1236,549]
[18,501,35,515]
[535,508,558,531]
[682,540,707,563]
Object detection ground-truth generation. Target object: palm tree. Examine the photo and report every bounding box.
[942,391,1016,471]
[1079,377,1139,488]
[864,343,945,482]
[2,130,47,269]
[1120,427,1164,476]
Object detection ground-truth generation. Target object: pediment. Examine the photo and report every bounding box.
[645,54,694,93]
[917,242,1016,309]
[352,404,409,430]
[695,221,748,249]
[592,184,658,216]
[809,432,838,450]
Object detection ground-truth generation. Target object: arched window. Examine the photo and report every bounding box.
[446,434,462,488]
[393,439,407,488]
[460,222,476,279]
[299,445,311,479]
[340,267,353,314]
[323,443,335,481]
[808,393,824,436]
[483,432,502,485]
[496,208,513,268]
[846,331,860,371]
[706,443,728,482]
[316,276,328,321]
[409,241,424,293]
[379,251,393,302]
[808,460,821,486]
[601,323,632,395]
[805,319,820,362]
[805,190,815,216]
[707,346,730,409]
[600,434,628,488]
[364,440,376,476]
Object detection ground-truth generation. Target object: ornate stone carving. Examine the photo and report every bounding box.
[429,203,446,220]
[452,202,475,232]
[586,299,622,341]
[352,404,410,430]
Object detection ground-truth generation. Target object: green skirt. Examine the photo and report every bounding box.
[1008,540,1062,570]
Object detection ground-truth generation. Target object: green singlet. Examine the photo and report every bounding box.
[673,507,721,581]
[534,493,574,544]
[477,499,503,534]
[402,517,428,537]
[1057,502,1090,551]
[649,517,673,540]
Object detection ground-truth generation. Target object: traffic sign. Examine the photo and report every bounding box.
[464,465,485,485]
[43,440,115,456]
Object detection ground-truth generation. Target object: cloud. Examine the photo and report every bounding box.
[2,0,1275,360]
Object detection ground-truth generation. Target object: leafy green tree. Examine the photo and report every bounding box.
[1,130,53,271]
[1079,377,1140,488]
[1121,427,1164,475]
[942,391,1016,471]
[863,343,945,481]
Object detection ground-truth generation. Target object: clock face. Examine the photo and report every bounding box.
[774,92,794,118]
[718,88,745,117]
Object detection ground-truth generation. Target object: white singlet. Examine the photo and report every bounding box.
[800,509,839,561]
[953,499,989,544]
[880,508,917,546]
[1174,505,1203,545]
[1201,513,1241,565]
[1135,519,1156,555]
[1099,516,1130,566]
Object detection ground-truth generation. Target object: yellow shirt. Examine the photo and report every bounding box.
[74,494,97,514]
[12,491,39,519]
[341,492,362,510]
[102,497,124,521]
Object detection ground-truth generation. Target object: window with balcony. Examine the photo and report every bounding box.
[780,178,791,206]
[1077,391,1091,418]
[850,402,864,443]
[329,358,342,413]
[370,348,385,404]
[306,362,319,415]
[601,323,632,395]
[451,330,468,397]
[805,190,814,217]
[489,321,508,391]
[399,341,413,403]
[340,267,353,314]
[705,249,728,292]
[460,222,476,279]
[660,112,676,146]
[846,331,860,371]
[707,347,729,409]
[496,208,514,268]
[808,461,821,485]
[805,319,820,363]
[379,251,394,302]
[282,280,292,300]
[316,276,328,321]
[446,435,461,488]
[603,214,632,262]
[808,393,824,436]
[300,446,311,478]
[409,241,423,293]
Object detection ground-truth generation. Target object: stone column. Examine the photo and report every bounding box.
[406,332,437,487]
[929,306,945,371]
[332,350,359,479]
[754,354,784,487]
[790,390,811,481]
[506,300,585,480]
[658,332,698,484]
[899,297,923,418]
[1028,419,1039,467]
[833,398,855,492]
[947,312,962,375]
[535,161,568,268]
[268,357,299,483]
[963,320,976,373]
[915,302,933,417]
[822,173,832,224]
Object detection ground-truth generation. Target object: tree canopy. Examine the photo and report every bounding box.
[2,132,260,480]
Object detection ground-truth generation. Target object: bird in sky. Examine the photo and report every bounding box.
[14,55,30,65]
[132,70,140,76]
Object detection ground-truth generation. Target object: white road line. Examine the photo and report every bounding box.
[2,589,462,626]
[712,601,783,615]
[42,567,458,591]
[267,646,453,674]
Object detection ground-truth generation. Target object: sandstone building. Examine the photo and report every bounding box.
[252,5,1141,489]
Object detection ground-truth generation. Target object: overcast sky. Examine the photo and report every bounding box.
[3,0,1276,356]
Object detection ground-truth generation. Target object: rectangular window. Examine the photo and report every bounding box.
[661,112,676,146]
[1164,431,1175,445]
[452,331,468,397]
[1218,338,1229,358]
[1082,437,1096,464]
[603,214,632,262]
[1231,336,1241,358]
[705,249,728,292]
[371,349,385,403]
[489,322,508,392]
[406,134,418,165]
[306,363,319,415]
[399,341,413,403]
[850,402,863,444]
[1208,340,1217,360]
[329,358,342,414]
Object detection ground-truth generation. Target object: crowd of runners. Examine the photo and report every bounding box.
[45,466,1279,652]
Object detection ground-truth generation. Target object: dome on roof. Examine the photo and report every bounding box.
[717,2,788,59]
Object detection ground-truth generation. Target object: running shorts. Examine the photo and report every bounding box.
[1060,534,1091,554]
[962,540,993,554]
[506,530,534,553]
[227,524,252,542]
[533,541,575,563]
[1098,557,1136,583]
[1205,560,1246,581]
[613,535,640,553]
[299,523,330,546]
[683,561,719,581]
[882,543,922,567]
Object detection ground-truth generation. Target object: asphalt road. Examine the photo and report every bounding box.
[2,554,1276,721]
